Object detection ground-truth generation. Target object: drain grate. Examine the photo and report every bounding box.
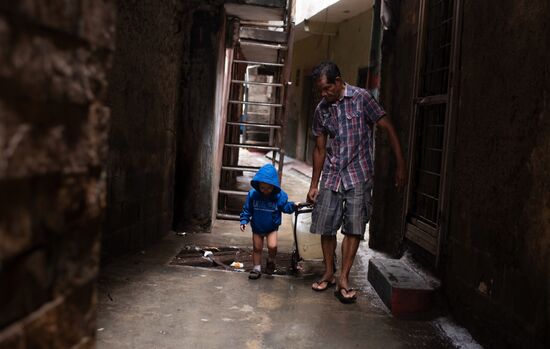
[170,245,294,275]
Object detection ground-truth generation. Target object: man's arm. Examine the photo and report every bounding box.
[307,133,327,203]
[376,116,407,189]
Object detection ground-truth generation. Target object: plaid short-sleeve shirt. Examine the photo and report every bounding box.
[312,84,385,191]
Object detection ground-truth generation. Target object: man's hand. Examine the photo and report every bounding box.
[307,187,319,203]
[395,163,407,190]
[240,224,246,232]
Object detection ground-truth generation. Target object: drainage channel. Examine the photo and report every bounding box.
[170,245,295,276]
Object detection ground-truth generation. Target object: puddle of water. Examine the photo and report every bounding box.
[170,245,294,275]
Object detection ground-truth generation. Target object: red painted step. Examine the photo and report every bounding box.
[368,258,435,317]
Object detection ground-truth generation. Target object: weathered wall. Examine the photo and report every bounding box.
[331,9,374,88]
[445,0,550,347]
[374,0,550,347]
[102,0,188,259]
[104,0,282,247]
[287,34,330,161]
[173,4,224,231]
[0,1,115,347]
[370,0,418,253]
[102,1,183,258]
[104,0,236,253]
[287,9,374,161]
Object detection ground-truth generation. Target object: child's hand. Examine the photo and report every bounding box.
[240,224,246,232]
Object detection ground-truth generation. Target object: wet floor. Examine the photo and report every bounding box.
[169,244,296,275]
[96,151,464,348]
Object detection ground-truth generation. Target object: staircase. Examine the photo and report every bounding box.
[217,0,295,220]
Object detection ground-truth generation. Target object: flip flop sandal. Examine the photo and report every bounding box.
[311,278,336,292]
[334,288,357,304]
[248,270,261,280]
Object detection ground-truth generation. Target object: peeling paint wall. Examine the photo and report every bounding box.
[374,0,550,347]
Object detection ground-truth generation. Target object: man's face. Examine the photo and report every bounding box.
[316,75,343,103]
[258,182,274,196]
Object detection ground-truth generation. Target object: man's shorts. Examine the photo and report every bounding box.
[310,179,373,237]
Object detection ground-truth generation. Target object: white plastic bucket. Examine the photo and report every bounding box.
[293,211,324,260]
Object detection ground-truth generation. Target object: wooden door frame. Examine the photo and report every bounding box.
[402,0,463,266]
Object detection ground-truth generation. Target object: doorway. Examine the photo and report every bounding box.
[404,0,460,265]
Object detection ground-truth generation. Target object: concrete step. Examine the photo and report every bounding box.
[368,258,435,317]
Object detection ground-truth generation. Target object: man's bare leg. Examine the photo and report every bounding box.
[338,234,360,298]
[312,235,337,290]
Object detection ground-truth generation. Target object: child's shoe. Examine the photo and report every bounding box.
[265,260,276,275]
[249,269,261,280]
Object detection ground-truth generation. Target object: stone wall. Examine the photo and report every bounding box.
[0,1,115,347]
[373,0,550,347]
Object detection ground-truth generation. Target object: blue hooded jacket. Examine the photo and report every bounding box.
[240,164,296,234]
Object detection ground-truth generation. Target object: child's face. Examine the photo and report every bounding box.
[258,182,274,196]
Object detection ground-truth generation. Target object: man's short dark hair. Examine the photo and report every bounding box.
[312,61,341,84]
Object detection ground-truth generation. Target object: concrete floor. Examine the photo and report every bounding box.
[97,152,457,348]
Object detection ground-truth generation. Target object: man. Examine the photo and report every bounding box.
[307,61,406,303]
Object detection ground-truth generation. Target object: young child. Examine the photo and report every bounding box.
[240,164,297,279]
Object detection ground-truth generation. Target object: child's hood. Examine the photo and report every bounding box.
[251,164,281,194]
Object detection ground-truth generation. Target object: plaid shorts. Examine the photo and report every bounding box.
[310,179,373,237]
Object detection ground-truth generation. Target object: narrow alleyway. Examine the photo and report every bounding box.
[96,152,476,349]
[1,1,547,348]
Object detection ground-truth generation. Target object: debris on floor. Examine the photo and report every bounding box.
[230,261,244,269]
[170,245,293,275]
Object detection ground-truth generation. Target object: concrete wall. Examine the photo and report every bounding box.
[0,1,115,347]
[445,0,550,347]
[369,0,417,254]
[286,34,330,161]
[104,0,288,250]
[331,10,375,89]
[103,0,186,258]
[173,5,223,231]
[287,8,374,161]
[373,0,550,347]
